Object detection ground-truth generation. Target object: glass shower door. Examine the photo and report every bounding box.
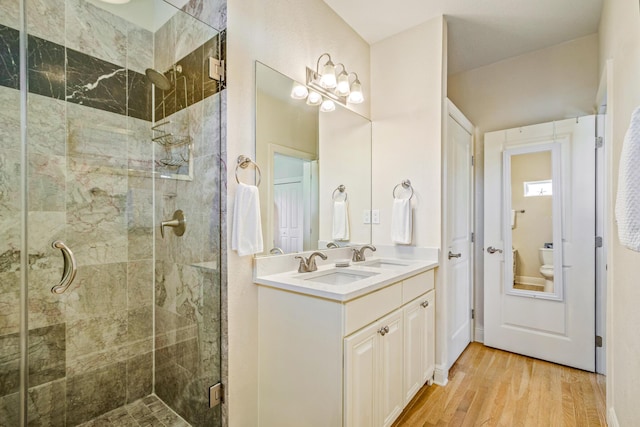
[0,0,224,425]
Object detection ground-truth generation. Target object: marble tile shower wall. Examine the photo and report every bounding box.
[0,0,225,426]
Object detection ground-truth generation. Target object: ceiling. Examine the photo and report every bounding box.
[321,0,604,75]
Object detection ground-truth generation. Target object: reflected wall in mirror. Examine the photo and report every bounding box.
[255,62,372,255]
[503,143,563,300]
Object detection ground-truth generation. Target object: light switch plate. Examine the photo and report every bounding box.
[372,209,380,224]
[362,210,371,224]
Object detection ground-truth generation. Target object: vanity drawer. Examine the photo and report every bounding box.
[344,282,402,336]
[402,269,435,304]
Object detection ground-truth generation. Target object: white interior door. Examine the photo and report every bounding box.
[484,117,595,371]
[445,101,474,369]
[274,178,304,253]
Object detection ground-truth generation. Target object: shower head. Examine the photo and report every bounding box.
[145,68,172,91]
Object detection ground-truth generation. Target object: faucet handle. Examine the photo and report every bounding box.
[351,248,361,262]
[295,255,308,273]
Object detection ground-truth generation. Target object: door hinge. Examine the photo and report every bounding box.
[596,335,603,348]
[471,155,475,167]
[471,309,475,320]
[595,236,603,248]
[471,232,475,243]
[208,57,225,82]
[209,382,224,408]
[596,136,603,149]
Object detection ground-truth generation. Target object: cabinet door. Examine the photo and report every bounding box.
[422,291,436,384]
[403,298,424,405]
[344,322,379,427]
[380,310,404,427]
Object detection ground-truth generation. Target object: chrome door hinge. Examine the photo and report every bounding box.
[471,155,475,167]
[471,232,475,243]
[471,309,475,320]
[596,335,603,348]
[596,136,603,149]
[209,382,224,408]
[208,58,225,82]
[595,236,603,248]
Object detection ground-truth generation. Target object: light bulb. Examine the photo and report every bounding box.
[306,91,323,106]
[290,84,308,100]
[348,80,364,104]
[320,60,337,89]
[335,72,350,97]
[320,99,336,112]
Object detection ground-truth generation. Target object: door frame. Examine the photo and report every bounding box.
[266,143,316,253]
[438,98,475,383]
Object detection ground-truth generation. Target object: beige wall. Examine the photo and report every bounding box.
[227,0,370,424]
[510,151,553,278]
[599,0,640,424]
[371,18,446,248]
[447,34,599,337]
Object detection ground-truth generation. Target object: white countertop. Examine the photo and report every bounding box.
[254,256,438,302]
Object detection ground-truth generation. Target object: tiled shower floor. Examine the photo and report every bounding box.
[77,395,190,427]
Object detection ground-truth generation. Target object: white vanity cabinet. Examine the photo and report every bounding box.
[344,309,404,427]
[257,267,436,427]
[403,290,435,405]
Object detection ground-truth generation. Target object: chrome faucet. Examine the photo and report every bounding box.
[295,251,328,273]
[352,245,376,262]
[326,242,338,248]
[270,247,284,255]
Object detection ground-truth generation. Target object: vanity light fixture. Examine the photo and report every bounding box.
[290,53,365,111]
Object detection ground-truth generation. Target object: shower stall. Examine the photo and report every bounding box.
[0,0,225,425]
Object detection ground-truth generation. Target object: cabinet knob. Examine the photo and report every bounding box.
[421,301,429,308]
[378,326,390,336]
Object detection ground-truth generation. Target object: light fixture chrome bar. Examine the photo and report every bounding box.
[306,67,347,105]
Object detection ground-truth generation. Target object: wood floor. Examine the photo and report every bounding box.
[392,342,606,427]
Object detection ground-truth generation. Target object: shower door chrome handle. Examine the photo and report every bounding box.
[51,240,77,294]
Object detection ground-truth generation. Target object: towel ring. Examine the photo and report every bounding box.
[392,179,414,200]
[332,184,348,202]
[235,155,262,186]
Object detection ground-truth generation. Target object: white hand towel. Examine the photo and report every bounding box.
[232,183,264,256]
[616,106,640,252]
[332,200,350,241]
[511,210,516,229]
[391,198,412,244]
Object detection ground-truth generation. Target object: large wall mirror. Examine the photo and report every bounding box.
[502,142,564,300]
[255,62,372,256]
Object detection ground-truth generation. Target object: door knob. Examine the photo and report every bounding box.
[487,246,503,254]
[448,251,462,259]
[161,210,186,238]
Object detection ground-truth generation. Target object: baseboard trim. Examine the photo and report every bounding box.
[433,365,448,386]
[474,327,484,343]
[607,407,620,427]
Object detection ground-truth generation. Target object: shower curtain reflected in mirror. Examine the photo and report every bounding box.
[0,0,225,425]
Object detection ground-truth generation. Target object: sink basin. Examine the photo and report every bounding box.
[361,259,414,269]
[303,269,379,285]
